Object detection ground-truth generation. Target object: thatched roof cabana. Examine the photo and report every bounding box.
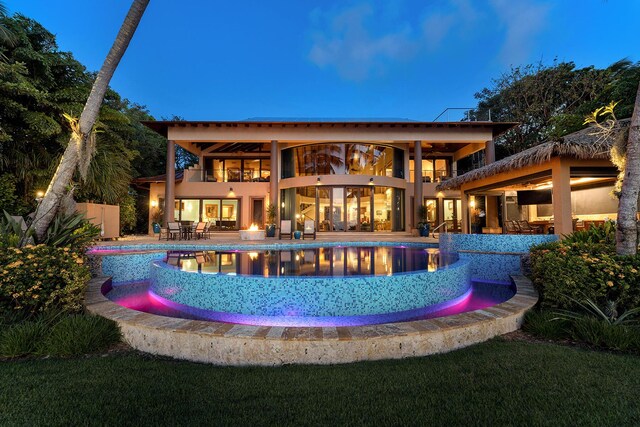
[437,119,630,191]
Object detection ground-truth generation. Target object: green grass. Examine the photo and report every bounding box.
[1,340,639,426]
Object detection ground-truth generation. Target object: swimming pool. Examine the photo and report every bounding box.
[91,243,515,327]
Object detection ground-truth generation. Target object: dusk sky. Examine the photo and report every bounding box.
[12,0,639,121]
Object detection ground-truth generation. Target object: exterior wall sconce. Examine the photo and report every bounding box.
[150,200,158,208]
[35,190,44,202]
[369,178,374,185]
[229,187,233,192]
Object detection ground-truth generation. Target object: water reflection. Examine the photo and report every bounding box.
[165,247,455,277]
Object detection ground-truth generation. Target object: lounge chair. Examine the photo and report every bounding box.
[194,222,206,239]
[517,220,542,234]
[504,220,520,234]
[167,222,181,240]
[303,220,316,240]
[279,220,292,239]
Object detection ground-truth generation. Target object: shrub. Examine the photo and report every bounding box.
[0,245,91,316]
[43,314,121,356]
[0,320,48,358]
[530,240,640,311]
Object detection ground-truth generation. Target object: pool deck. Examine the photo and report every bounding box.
[85,274,537,366]
[95,233,440,247]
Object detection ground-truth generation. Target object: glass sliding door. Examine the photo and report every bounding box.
[318,187,331,231]
[332,188,345,231]
[443,198,462,232]
[373,187,392,231]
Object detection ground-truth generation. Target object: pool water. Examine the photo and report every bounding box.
[164,246,455,277]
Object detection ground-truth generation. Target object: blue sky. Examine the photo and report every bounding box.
[11,0,639,121]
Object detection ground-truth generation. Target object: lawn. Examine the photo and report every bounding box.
[1,339,639,426]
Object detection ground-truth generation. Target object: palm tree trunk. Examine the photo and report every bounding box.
[32,0,150,240]
[616,81,640,256]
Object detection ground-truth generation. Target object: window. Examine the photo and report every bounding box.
[284,144,397,177]
[204,158,271,182]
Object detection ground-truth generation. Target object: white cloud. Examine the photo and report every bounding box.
[308,3,419,81]
[308,0,551,80]
[489,0,551,65]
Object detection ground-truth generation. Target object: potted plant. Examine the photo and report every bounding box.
[265,203,277,237]
[416,205,430,237]
[151,206,163,234]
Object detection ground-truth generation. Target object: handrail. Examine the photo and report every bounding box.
[431,221,448,238]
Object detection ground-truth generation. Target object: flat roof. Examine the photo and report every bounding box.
[141,119,518,139]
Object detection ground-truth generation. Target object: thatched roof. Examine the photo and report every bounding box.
[437,119,630,191]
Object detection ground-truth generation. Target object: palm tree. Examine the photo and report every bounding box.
[32,0,150,240]
[616,81,640,255]
[0,0,16,60]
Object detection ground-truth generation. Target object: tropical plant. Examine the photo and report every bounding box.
[40,212,100,250]
[32,0,150,241]
[266,203,277,225]
[562,220,616,245]
[0,1,16,62]
[554,296,640,327]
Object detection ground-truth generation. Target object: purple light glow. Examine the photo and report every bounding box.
[107,281,514,327]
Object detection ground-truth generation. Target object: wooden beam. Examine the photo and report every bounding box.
[453,143,485,162]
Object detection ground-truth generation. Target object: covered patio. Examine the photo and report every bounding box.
[437,122,629,235]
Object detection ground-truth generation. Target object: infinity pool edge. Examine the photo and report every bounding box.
[85,275,537,366]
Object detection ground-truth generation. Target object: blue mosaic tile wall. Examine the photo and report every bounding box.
[149,258,471,317]
[100,252,166,283]
[457,253,522,283]
[439,234,557,254]
[439,234,558,283]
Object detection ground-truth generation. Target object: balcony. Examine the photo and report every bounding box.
[183,167,271,183]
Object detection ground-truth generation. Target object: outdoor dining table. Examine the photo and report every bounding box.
[179,221,194,240]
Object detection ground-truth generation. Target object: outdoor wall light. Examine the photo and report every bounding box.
[150,200,158,208]
[229,187,233,192]
[35,190,45,199]
[369,178,374,185]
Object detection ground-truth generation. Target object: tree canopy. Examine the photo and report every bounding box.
[470,59,640,158]
[0,14,166,217]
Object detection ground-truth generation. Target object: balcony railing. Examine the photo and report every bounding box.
[408,169,453,183]
[184,168,271,183]
[433,108,492,122]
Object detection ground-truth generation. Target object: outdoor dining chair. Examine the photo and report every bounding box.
[194,222,206,239]
[279,220,293,239]
[303,219,316,240]
[167,222,181,240]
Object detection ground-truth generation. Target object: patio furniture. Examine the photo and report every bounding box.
[203,221,212,239]
[279,220,292,239]
[158,225,168,240]
[517,220,542,234]
[505,220,520,234]
[303,220,316,240]
[179,223,193,240]
[167,222,181,240]
[194,222,207,239]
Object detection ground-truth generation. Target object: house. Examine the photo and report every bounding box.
[139,118,516,234]
[436,120,632,235]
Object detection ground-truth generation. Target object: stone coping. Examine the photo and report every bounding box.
[85,275,537,366]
